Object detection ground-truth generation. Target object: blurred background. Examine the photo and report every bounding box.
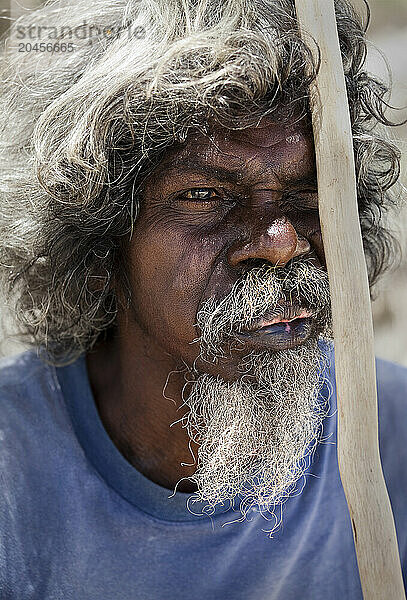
[0,0,406,365]
[363,0,407,367]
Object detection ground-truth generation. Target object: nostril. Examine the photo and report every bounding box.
[295,235,311,256]
[237,254,316,277]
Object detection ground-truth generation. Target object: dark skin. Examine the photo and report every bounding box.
[86,117,326,492]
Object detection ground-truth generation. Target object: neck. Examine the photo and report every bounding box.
[86,324,198,492]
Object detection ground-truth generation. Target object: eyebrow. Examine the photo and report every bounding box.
[162,158,245,186]
[159,157,317,189]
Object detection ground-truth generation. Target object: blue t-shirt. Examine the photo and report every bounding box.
[0,346,406,599]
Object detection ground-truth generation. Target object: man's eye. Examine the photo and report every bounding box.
[280,192,318,213]
[180,188,219,202]
[172,187,226,211]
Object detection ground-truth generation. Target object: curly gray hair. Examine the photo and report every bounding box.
[0,0,402,362]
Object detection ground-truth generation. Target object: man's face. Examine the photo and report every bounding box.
[125,117,327,380]
[121,117,333,518]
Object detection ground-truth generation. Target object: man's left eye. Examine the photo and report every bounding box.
[280,192,318,213]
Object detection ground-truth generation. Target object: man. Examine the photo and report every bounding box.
[0,0,406,598]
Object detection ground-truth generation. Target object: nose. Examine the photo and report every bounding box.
[228,216,311,268]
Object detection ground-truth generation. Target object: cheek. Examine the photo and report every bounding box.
[127,223,219,348]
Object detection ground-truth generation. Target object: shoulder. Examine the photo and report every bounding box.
[376,357,407,403]
[375,356,407,447]
[320,343,407,500]
[375,357,407,446]
[375,358,407,494]
[0,350,78,502]
[321,346,407,562]
[0,348,54,389]
[0,349,62,428]
[0,349,68,476]
[0,352,69,592]
[373,359,407,561]
[322,349,407,457]
[319,341,407,422]
[0,352,84,569]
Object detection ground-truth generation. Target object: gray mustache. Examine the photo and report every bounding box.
[196,261,332,355]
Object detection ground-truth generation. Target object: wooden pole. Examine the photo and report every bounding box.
[294,1,405,598]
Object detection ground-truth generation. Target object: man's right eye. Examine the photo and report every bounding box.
[178,188,219,202]
[169,187,240,214]
[171,188,226,212]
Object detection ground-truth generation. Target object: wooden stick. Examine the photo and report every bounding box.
[294,1,405,598]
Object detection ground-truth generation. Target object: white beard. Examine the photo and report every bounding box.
[181,341,330,526]
[178,262,333,529]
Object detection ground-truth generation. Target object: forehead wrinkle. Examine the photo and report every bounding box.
[157,135,316,189]
[156,157,286,189]
[168,163,315,193]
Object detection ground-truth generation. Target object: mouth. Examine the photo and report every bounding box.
[234,306,316,351]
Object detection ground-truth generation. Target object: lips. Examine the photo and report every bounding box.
[235,305,316,351]
[254,308,313,330]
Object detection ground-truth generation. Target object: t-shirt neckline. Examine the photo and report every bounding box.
[55,341,333,523]
[55,354,238,523]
